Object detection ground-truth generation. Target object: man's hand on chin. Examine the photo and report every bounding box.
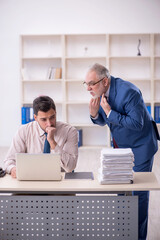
[46,127,57,150]
[89,97,100,118]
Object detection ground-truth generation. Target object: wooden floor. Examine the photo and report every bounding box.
[0,146,160,240]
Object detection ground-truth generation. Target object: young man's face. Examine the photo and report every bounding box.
[85,71,108,98]
[34,108,56,132]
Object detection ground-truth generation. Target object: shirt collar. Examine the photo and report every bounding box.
[36,121,45,137]
[105,85,110,98]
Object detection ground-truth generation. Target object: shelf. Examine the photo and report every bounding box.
[20,33,160,148]
[124,78,151,81]
[65,79,84,82]
[73,124,108,127]
[22,81,63,104]
[66,102,89,105]
[22,101,63,105]
[65,34,107,58]
[22,79,63,82]
[65,57,106,79]
[152,101,160,104]
[154,34,160,56]
[110,57,150,79]
[78,145,107,150]
[21,35,62,59]
[109,34,150,57]
[65,56,106,60]
[21,77,63,82]
[22,57,62,60]
[109,56,150,59]
[155,58,160,79]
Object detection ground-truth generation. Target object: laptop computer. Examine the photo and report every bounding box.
[16,153,62,181]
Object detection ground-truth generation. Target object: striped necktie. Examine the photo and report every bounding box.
[43,132,50,153]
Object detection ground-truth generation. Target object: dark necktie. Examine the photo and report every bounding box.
[113,137,118,148]
[43,133,50,153]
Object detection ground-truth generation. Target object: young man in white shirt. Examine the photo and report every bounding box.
[4,96,78,178]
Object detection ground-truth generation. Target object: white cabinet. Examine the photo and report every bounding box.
[20,33,160,148]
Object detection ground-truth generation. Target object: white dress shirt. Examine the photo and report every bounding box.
[4,121,78,173]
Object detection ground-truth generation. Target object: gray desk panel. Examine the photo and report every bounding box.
[0,195,138,240]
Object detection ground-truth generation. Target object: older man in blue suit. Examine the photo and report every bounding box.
[84,63,159,240]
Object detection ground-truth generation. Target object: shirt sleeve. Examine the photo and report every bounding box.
[51,126,78,172]
[91,110,111,120]
[4,126,26,173]
[108,90,145,130]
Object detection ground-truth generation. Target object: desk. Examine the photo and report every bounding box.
[0,172,160,240]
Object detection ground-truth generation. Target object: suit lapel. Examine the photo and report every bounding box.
[108,76,116,108]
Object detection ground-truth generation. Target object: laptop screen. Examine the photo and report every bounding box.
[16,153,62,181]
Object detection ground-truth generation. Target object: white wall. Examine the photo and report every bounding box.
[0,0,160,146]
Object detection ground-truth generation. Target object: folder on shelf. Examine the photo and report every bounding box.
[77,129,82,147]
[146,105,151,115]
[154,105,160,123]
[21,107,26,124]
[21,106,34,124]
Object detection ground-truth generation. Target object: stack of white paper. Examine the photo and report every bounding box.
[98,148,134,184]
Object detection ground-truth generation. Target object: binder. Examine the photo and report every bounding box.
[77,129,82,147]
[21,106,35,124]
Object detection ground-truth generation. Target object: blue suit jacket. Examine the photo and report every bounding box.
[92,76,159,167]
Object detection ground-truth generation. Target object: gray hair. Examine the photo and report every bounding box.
[88,63,111,81]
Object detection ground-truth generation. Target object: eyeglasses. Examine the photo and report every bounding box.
[83,77,105,88]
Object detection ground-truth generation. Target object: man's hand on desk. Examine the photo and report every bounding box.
[11,167,16,178]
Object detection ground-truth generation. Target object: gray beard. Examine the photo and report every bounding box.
[90,91,99,99]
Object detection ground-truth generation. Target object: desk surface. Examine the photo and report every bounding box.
[0,172,160,193]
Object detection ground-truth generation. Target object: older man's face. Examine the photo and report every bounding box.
[85,71,108,99]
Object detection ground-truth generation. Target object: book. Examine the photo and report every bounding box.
[54,68,62,79]
[46,67,52,80]
[46,67,62,80]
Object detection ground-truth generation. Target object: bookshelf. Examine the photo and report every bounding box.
[20,33,160,148]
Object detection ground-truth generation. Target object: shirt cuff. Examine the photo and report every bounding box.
[51,144,61,153]
[6,164,16,174]
[107,110,112,118]
[90,113,99,120]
